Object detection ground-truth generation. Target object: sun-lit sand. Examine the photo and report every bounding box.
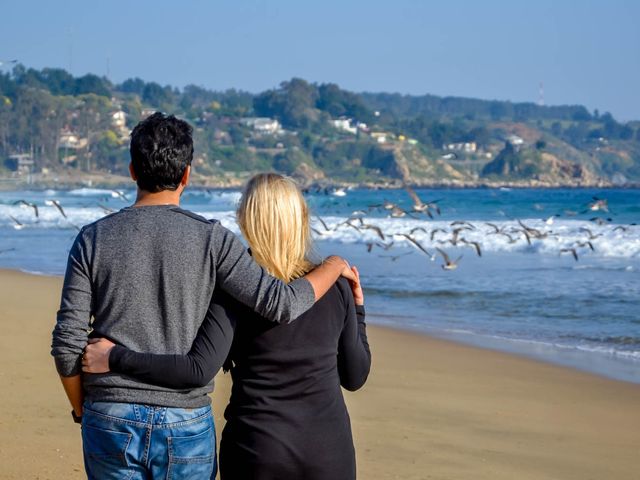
[1,269,639,479]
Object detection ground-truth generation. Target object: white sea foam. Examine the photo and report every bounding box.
[67,187,131,197]
[307,216,640,259]
[2,205,639,259]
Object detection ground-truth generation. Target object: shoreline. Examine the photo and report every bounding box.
[369,314,640,386]
[6,267,639,386]
[1,268,639,479]
[2,175,640,191]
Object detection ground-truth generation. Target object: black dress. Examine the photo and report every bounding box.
[109,278,371,480]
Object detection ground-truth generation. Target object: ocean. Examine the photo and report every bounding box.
[1,186,639,383]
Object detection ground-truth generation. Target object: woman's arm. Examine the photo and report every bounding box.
[82,291,236,389]
[337,268,371,391]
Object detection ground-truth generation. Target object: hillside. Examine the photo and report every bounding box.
[1,66,639,188]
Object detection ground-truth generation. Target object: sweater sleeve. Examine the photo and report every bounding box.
[51,229,93,376]
[211,222,315,324]
[108,292,237,388]
[336,279,371,391]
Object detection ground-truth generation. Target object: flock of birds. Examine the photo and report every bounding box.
[2,187,636,271]
[309,187,635,270]
[5,190,128,233]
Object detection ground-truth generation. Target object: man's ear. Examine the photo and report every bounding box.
[180,165,191,187]
[129,163,137,181]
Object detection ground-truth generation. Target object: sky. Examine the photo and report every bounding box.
[1,0,639,120]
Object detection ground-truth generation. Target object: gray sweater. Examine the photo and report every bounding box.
[51,204,315,408]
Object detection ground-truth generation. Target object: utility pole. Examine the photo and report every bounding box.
[68,27,73,72]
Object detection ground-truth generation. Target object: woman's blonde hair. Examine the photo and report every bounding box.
[237,173,316,282]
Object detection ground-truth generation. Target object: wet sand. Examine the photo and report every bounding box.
[1,269,639,479]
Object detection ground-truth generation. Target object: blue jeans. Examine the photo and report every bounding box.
[82,400,216,480]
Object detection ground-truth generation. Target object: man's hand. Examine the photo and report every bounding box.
[349,266,364,305]
[305,255,355,301]
[322,255,356,282]
[82,338,116,374]
[334,257,357,283]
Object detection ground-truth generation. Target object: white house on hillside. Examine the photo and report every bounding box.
[331,118,357,134]
[240,117,281,135]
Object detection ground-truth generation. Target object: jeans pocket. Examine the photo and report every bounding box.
[167,426,216,480]
[82,424,133,479]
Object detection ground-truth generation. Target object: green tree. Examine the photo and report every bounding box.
[142,82,175,110]
[274,148,313,174]
[119,78,146,96]
[74,74,111,97]
[254,78,319,129]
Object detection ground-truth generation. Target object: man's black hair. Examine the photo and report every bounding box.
[129,112,194,192]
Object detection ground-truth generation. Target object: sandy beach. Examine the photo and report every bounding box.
[1,269,639,479]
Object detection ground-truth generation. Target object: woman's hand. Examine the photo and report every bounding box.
[82,338,116,374]
[349,266,364,305]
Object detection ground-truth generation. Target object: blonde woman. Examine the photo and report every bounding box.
[83,173,371,479]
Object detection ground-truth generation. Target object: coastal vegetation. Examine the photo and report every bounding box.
[1,65,639,187]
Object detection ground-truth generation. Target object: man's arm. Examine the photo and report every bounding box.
[305,256,355,300]
[212,223,353,323]
[51,231,93,416]
[60,375,84,417]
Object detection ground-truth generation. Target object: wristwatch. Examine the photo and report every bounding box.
[71,410,82,424]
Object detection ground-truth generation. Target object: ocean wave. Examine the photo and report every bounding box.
[364,287,508,300]
[308,216,640,259]
[432,328,640,361]
[68,187,132,198]
[1,202,639,259]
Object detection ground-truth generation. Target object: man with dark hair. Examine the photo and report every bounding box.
[51,112,353,479]
[129,112,195,192]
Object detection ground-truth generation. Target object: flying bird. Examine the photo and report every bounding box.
[45,199,67,218]
[8,215,25,230]
[389,206,415,218]
[497,232,519,244]
[360,223,386,241]
[403,186,441,217]
[394,233,433,258]
[579,227,602,241]
[435,248,463,270]
[587,197,609,213]
[110,190,130,202]
[97,203,115,214]
[409,226,428,235]
[13,200,39,218]
[560,248,579,261]
[430,228,448,241]
[450,221,475,230]
[459,238,482,257]
[544,214,560,225]
[379,252,414,262]
[574,241,594,251]
[485,223,504,235]
[368,200,396,211]
[315,216,332,232]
